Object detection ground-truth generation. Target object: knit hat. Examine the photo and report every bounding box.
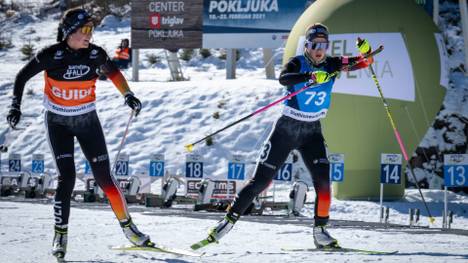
[57,9,92,42]
[305,23,329,42]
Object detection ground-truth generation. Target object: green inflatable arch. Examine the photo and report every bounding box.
[283,0,446,200]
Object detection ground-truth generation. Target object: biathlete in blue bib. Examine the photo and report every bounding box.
[202,23,375,248]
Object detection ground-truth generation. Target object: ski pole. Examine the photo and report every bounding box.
[0,120,31,152]
[368,62,435,224]
[185,46,384,152]
[0,127,10,153]
[111,110,134,176]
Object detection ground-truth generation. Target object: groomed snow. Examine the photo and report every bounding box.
[0,192,467,263]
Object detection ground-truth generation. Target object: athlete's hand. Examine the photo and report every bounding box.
[6,100,21,128]
[356,37,372,55]
[310,70,331,84]
[124,93,142,116]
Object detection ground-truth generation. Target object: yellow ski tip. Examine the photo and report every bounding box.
[185,144,194,152]
[429,217,436,224]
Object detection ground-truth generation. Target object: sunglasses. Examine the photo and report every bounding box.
[80,25,94,35]
[306,41,329,50]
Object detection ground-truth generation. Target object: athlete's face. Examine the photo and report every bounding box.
[306,37,328,63]
[67,22,94,50]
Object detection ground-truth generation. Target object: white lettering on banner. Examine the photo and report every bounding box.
[208,13,265,20]
[209,0,279,13]
[148,29,184,39]
[295,33,415,102]
[162,16,184,27]
[341,60,394,79]
[148,1,184,12]
[63,65,90,80]
[51,87,93,100]
[230,13,251,19]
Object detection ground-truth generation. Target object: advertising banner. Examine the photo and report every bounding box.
[131,0,203,49]
[187,179,236,198]
[203,0,310,48]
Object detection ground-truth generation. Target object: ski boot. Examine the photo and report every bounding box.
[52,225,68,261]
[208,212,240,243]
[120,218,153,247]
[190,212,240,250]
[313,225,338,248]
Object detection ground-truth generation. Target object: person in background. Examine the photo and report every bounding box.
[112,38,131,69]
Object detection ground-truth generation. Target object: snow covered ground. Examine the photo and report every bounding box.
[0,189,467,263]
[0,2,467,262]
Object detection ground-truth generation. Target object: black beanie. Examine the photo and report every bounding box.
[306,23,329,42]
[57,9,92,42]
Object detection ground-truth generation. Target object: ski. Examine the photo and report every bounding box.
[111,244,204,257]
[282,246,398,255]
[190,237,217,250]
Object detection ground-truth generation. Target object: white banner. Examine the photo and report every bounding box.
[295,33,415,102]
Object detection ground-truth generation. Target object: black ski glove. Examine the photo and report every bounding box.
[6,98,21,128]
[124,92,142,116]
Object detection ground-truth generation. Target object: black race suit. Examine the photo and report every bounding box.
[13,42,131,226]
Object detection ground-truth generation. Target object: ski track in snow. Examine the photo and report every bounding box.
[0,200,467,263]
